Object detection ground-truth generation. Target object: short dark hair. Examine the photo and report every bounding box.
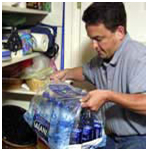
[82,2,127,33]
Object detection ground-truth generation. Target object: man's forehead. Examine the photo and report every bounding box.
[86,23,109,34]
[86,23,113,37]
[86,24,107,38]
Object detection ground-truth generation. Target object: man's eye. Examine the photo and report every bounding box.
[96,39,102,42]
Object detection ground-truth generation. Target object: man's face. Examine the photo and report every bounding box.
[86,23,124,60]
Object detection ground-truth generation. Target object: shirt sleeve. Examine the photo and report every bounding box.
[82,62,95,85]
[82,56,100,85]
[128,54,146,94]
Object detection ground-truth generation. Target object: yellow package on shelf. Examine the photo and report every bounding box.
[21,67,54,92]
[26,78,50,92]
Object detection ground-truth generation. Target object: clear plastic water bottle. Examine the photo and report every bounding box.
[93,122,102,139]
[55,102,75,148]
[92,111,103,139]
[41,92,54,121]
[49,99,62,148]
[81,109,94,143]
[42,91,50,99]
[70,127,82,144]
[80,109,93,126]
[31,92,46,116]
[24,95,43,126]
[82,125,93,142]
[24,90,49,126]
[49,99,62,133]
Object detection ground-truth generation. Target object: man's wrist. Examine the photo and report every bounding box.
[105,90,114,102]
[65,68,73,80]
[106,90,121,104]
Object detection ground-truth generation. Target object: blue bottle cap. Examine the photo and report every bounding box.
[55,100,62,107]
[73,128,82,133]
[42,91,50,99]
[93,120,101,125]
[83,125,92,130]
[94,123,101,128]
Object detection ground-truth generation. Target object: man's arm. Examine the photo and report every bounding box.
[81,90,146,115]
[50,67,85,82]
[66,67,85,81]
[109,91,146,115]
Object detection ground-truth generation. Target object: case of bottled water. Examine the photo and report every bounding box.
[23,82,106,149]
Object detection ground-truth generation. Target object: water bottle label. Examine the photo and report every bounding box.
[82,126,93,142]
[33,114,50,142]
[71,128,82,144]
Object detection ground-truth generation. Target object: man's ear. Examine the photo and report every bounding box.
[115,26,125,40]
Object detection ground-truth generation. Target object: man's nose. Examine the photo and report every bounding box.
[92,40,99,50]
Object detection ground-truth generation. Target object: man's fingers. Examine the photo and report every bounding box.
[81,102,88,108]
[80,94,90,102]
[50,76,61,83]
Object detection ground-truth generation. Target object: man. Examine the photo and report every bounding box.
[50,2,146,149]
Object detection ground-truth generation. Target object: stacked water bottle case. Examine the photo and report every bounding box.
[24,82,106,149]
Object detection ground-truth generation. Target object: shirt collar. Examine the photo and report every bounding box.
[103,33,131,67]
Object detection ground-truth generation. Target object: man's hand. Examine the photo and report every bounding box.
[80,89,146,115]
[50,69,69,82]
[50,67,85,82]
[80,89,110,111]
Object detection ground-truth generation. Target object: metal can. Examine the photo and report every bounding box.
[82,125,93,143]
[71,128,82,144]
[93,123,102,139]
